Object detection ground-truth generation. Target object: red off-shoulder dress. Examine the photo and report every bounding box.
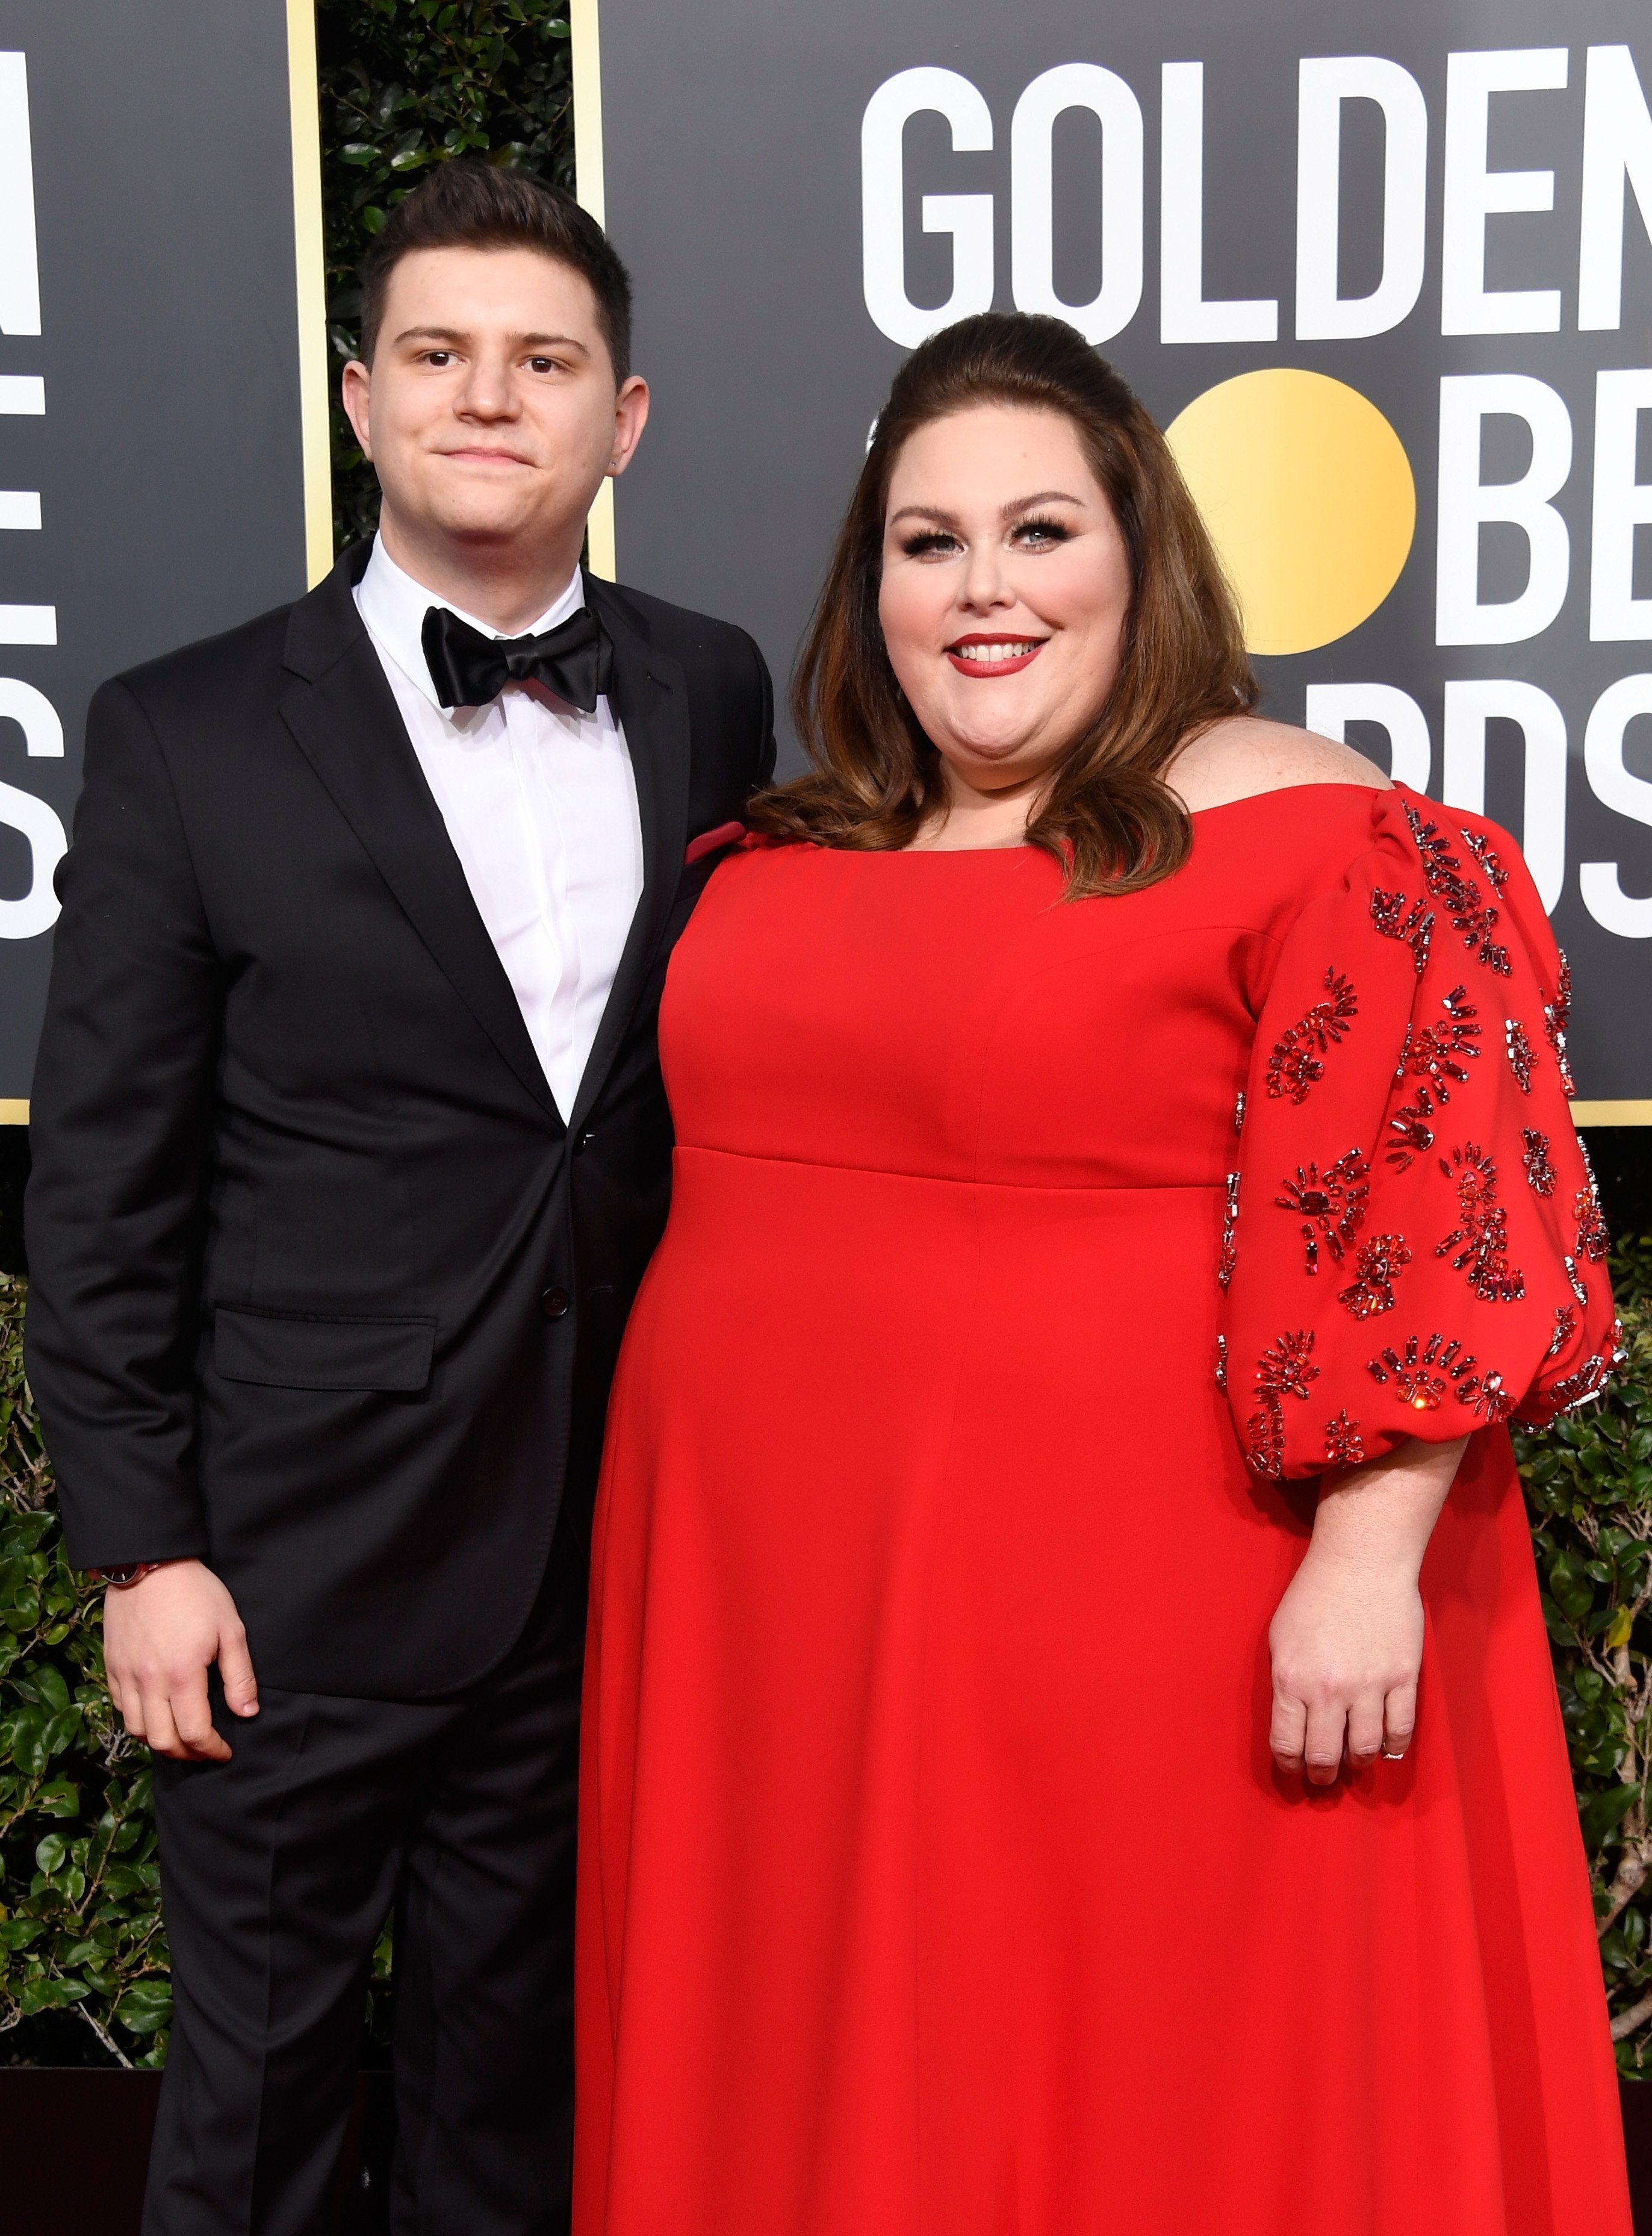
[574,782,1630,2236]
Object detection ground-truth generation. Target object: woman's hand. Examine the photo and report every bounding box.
[1267,1436,1467,1785]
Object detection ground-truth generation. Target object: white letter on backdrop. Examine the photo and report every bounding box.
[1579,46,1652,331]
[0,55,39,337]
[1441,678,1567,911]
[1160,61,1278,343]
[1441,48,1568,335]
[1582,674,1652,936]
[1590,367,1652,640]
[1011,64,1143,343]
[0,679,64,940]
[1295,57,1428,340]
[1303,682,1432,789]
[862,68,994,349]
[1436,374,1572,645]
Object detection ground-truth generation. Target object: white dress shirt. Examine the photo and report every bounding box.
[355,537,644,1119]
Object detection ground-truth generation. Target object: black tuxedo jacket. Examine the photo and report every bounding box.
[24,542,774,1699]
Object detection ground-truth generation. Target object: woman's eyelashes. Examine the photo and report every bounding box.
[1010,514,1074,549]
[895,515,1076,561]
[899,529,961,559]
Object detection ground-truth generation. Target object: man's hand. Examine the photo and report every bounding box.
[102,1559,259,1762]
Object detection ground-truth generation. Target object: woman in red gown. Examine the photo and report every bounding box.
[574,314,1630,2235]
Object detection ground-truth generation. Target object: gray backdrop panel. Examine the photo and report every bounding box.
[0,1,307,1098]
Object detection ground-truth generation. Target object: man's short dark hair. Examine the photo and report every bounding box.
[359,158,633,384]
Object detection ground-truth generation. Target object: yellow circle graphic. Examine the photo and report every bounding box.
[1164,369,1415,658]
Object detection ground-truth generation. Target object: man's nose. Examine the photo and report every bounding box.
[456,359,519,417]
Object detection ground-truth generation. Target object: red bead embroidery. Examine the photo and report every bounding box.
[1233,1088,1247,1136]
[1276,1150,1370,1272]
[1371,886,1433,974]
[1368,1330,1502,1416]
[1385,1086,1436,1172]
[1504,1021,1538,1094]
[1542,955,1576,1097]
[1403,802,1512,975]
[1246,1330,1320,1479]
[1217,1172,1240,1290]
[1400,809,1508,974]
[1546,1304,1577,1360]
[1548,1351,1614,1413]
[1324,1411,1366,1467]
[1521,1127,1556,1196]
[1576,1138,1610,1262]
[1564,1254,1589,1306]
[1397,985,1480,1100]
[1368,1332,1448,1410]
[1459,826,1509,893]
[1266,970,1358,1103]
[1435,1143,1525,1302]
[1462,1367,1514,1423]
[1215,1332,1228,1391]
[1536,1321,1627,1419]
[1338,1232,1412,1318]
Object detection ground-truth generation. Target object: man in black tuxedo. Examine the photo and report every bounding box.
[24,160,773,2234]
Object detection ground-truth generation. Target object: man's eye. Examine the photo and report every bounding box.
[527,356,557,373]
[425,351,453,367]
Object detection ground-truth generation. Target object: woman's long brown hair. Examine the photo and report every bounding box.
[749,312,1258,897]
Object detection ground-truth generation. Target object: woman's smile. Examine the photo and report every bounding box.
[944,632,1049,677]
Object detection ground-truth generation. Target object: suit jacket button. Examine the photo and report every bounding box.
[541,1286,571,1321]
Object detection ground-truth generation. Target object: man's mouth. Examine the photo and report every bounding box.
[945,634,1048,677]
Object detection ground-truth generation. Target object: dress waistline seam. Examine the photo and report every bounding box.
[673,1144,1227,1195]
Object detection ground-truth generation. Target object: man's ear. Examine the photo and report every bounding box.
[340,359,373,462]
[609,375,650,478]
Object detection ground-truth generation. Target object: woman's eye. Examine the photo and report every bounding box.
[1012,517,1072,548]
[900,531,960,559]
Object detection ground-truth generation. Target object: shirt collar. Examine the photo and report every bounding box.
[355,534,587,712]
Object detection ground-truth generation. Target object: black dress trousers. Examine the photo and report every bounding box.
[143,1518,587,2236]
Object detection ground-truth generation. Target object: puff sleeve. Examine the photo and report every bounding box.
[1222,785,1619,1481]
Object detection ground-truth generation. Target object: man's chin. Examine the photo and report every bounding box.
[415,503,552,550]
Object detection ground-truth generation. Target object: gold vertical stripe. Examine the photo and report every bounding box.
[571,0,616,581]
[287,0,334,587]
[1571,1100,1652,1127]
[0,1100,28,1125]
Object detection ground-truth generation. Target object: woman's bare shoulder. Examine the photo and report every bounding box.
[1166,715,1392,813]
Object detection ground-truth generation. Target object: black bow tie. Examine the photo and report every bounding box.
[421,603,614,715]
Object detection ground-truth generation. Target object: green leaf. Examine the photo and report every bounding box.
[116,1980,173,2034]
[1582,1783,1642,1849]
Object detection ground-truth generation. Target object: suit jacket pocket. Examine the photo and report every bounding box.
[214,1306,436,1393]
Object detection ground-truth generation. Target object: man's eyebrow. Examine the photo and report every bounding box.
[390,325,591,355]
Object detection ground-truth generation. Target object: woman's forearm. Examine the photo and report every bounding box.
[1309,1434,1468,1577]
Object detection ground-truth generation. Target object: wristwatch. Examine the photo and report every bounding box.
[90,1563,163,1589]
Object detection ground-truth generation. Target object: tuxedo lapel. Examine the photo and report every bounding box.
[571,575,691,1134]
[279,550,564,1130]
